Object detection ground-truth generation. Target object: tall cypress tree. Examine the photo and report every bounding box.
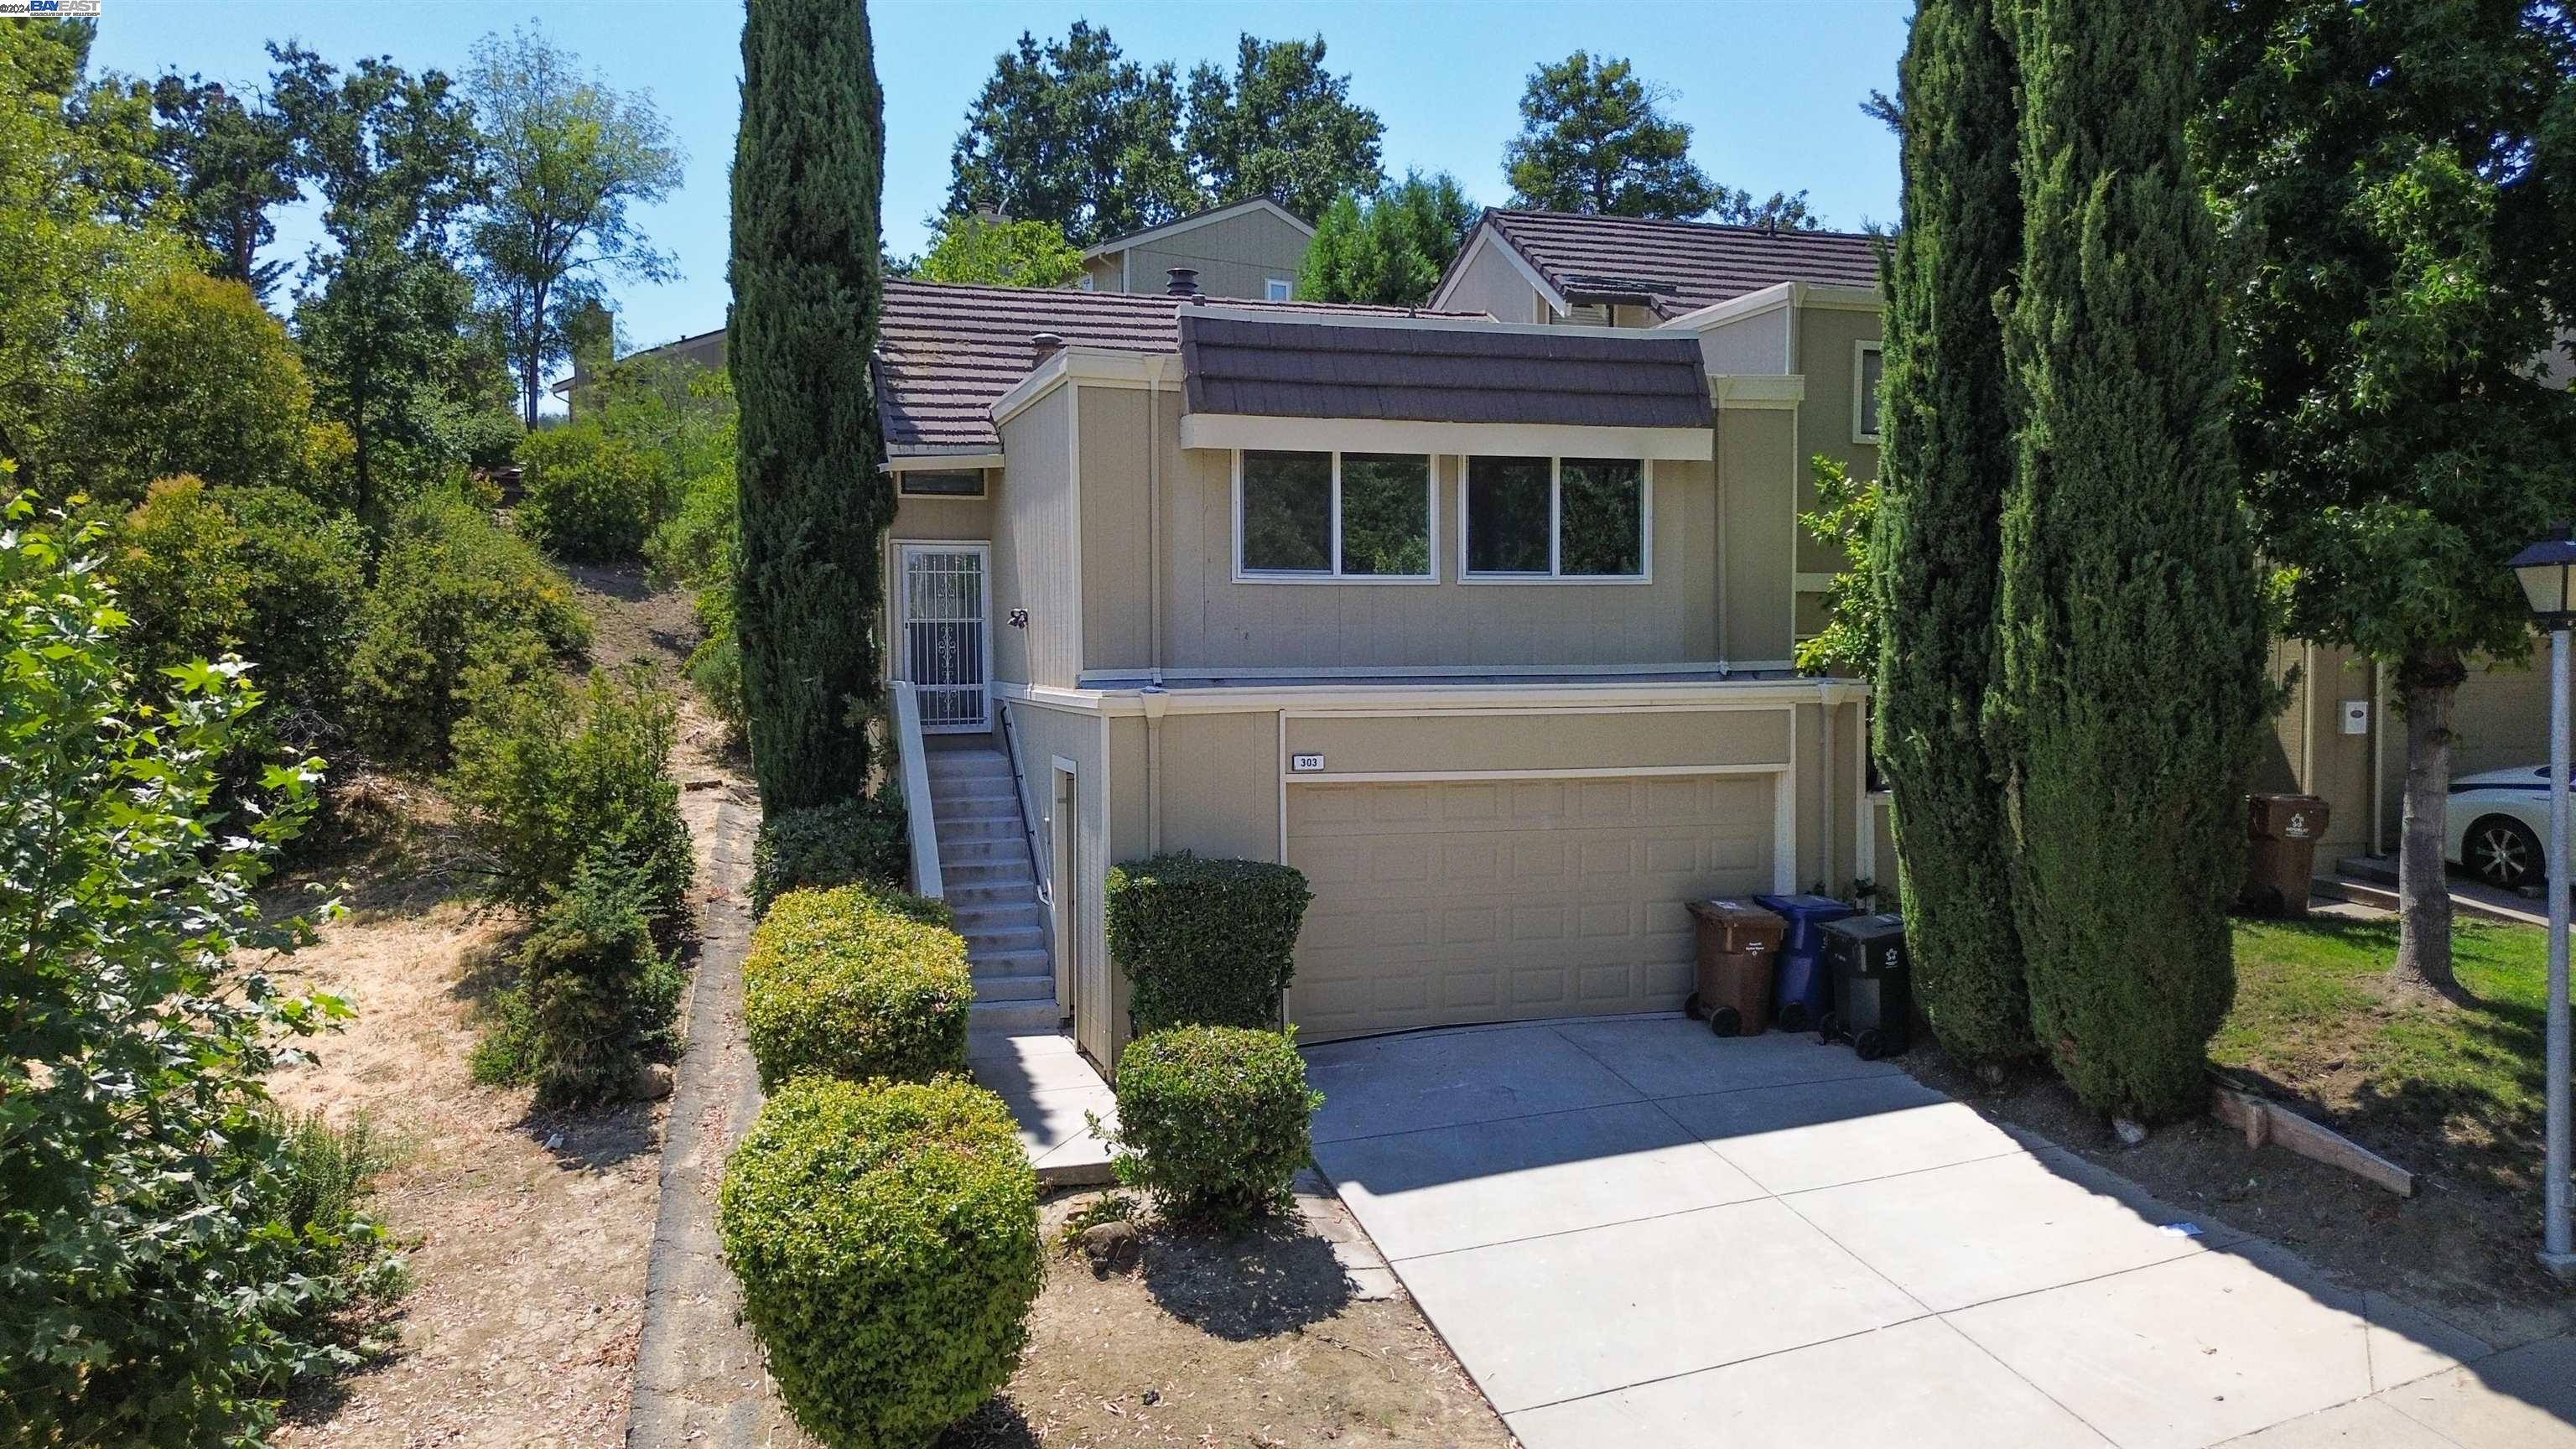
[730,0,892,813]
[1872,0,2032,1068]
[1995,0,2270,1122]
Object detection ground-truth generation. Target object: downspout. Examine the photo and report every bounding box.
[1144,356,1168,855]
[1818,678,1837,891]
[2371,660,2389,858]
[1144,688,1168,855]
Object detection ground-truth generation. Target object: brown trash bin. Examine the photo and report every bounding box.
[2244,793,2331,917]
[1685,899,1787,1037]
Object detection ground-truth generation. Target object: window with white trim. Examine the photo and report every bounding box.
[1237,449,1434,579]
[1854,341,1885,443]
[1462,456,1647,579]
[897,469,985,498]
[1265,277,1293,301]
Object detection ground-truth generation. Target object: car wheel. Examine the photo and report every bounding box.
[2467,815,2544,891]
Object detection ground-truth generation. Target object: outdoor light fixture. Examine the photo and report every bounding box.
[2511,527,2576,1279]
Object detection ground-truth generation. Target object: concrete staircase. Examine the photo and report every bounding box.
[926,744,1058,1031]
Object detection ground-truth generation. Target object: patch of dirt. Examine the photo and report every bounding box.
[265,564,747,1447]
[939,1192,1516,1449]
[1907,1049,2576,1351]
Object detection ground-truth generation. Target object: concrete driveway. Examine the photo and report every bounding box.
[1306,1015,2574,1449]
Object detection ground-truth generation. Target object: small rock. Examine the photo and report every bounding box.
[543,1132,564,1150]
[1077,1220,1140,1270]
[2113,1117,2149,1147]
[631,1061,677,1100]
[1141,1389,1161,1406]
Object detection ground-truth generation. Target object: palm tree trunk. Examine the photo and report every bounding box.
[2396,647,2466,994]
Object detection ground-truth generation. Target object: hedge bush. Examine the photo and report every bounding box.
[516,422,662,561]
[751,794,910,914]
[346,489,590,766]
[1105,854,1313,1033]
[1104,1026,1322,1228]
[719,1077,1041,1449]
[741,886,969,1090]
[448,663,695,921]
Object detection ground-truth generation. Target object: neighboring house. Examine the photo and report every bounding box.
[548,325,727,414]
[878,211,1885,1068]
[1077,197,1315,301]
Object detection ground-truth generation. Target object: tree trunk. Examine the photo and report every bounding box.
[2395,648,2465,994]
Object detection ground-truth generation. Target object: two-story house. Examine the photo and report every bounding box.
[881,210,1893,1069]
[1076,197,1315,300]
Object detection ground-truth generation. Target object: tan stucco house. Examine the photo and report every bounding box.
[1076,197,1315,301]
[880,210,1897,1068]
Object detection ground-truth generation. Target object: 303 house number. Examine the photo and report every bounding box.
[1290,753,1326,773]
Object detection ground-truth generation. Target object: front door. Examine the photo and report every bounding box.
[897,543,989,732]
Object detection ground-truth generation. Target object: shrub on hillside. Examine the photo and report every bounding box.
[1105,854,1314,1033]
[516,422,662,561]
[473,860,687,1106]
[448,662,695,922]
[718,1077,1041,1449]
[346,489,590,767]
[1102,1026,1322,1228]
[117,478,367,745]
[741,885,969,1090]
[750,794,909,914]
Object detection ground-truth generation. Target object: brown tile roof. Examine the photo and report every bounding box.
[1179,313,1710,429]
[876,279,1483,455]
[1463,210,1884,320]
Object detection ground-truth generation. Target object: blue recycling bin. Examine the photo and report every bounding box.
[1752,893,1857,1031]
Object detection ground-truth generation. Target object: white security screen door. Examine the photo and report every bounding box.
[897,543,990,732]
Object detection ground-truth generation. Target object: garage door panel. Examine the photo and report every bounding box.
[1289,772,1777,1040]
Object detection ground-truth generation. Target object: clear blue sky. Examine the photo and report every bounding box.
[89,0,1908,367]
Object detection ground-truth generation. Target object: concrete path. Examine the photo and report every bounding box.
[967,1025,1117,1185]
[1306,1015,2574,1449]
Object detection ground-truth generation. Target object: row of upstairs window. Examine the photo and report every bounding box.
[1233,449,1648,584]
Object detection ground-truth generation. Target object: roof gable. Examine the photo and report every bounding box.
[1433,210,1883,319]
[1077,197,1316,262]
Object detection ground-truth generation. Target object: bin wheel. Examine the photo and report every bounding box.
[1710,1006,1742,1038]
[1775,1003,1808,1032]
[1816,1010,1840,1044]
[1854,1028,1886,1062]
[1684,990,1706,1021]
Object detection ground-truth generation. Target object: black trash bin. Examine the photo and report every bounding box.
[1818,913,1910,1061]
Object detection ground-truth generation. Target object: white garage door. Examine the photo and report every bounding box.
[1287,774,1777,1041]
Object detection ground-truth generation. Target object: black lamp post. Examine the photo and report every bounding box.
[2509,528,2576,1277]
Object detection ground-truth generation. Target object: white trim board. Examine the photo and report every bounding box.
[1183,412,1711,462]
[1426,222,1573,319]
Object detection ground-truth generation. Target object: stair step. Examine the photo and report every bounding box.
[948,882,1034,908]
[937,836,1023,865]
[971,947,1053,978]
[927,754,1012,778]
[952,901,1041,931]
[964,925,1046,955]
[935,820,1021,846]
[970,998,1061,1031]
[974,974,1054,1002]
[937,797,1022,823]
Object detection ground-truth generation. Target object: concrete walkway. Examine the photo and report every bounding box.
[1305,1016,2573,1449]
[968,1026,1116,1185]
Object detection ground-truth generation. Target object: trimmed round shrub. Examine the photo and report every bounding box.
[1105,854,1313,1034]
[751,794,909,914]
[742,886,970,1090]
[1106,1026,1323,1228]
[719,1077,1041,1449]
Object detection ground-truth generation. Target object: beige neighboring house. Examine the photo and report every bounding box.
[1077,197,1315,300]
[879,210,1889,1069]
[548,325,727,414]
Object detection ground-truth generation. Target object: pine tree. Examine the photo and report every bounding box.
[730,0,892,814]
[1872,0,2032,1068]
[1994,0,2271,1122]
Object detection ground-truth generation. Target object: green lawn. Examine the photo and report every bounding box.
[2218,916,2549,1178]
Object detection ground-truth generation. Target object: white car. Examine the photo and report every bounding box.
[2447,765,2561,891]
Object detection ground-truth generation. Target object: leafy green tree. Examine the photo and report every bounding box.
[1994,0,2272,1122]
[0,20,189,488]
[59,270,326,506]
[1296,170,1477,307]
[1504,51,1716,219]
[1794,454,1882,675]
[465,23,685,426]
[944,22,1200,246]
[1869,0,2033,1068]
[147,72,300,299]
[270,42,490,522]
[2199,0,2576,992]
[911,208,1084,287]
[734,0,896,813]
[0,490,374,1448]
[1183,34,1384,221]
